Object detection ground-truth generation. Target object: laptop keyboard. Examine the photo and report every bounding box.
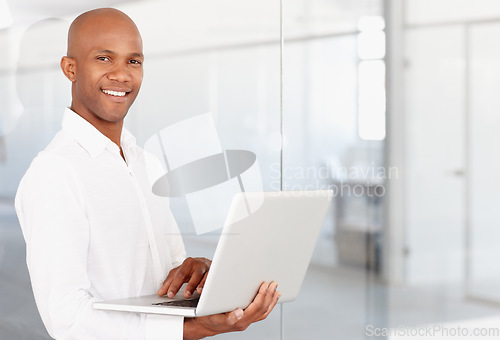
[152,297,200,308]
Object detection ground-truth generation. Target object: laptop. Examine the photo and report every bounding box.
[93,190,332,317]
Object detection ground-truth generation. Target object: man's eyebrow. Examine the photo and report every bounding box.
[93,50,143,58]
[129,52,144,58]
[95,49,116,55]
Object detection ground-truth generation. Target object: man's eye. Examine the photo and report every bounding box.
[130,60,142,65]
[97,56,110,62]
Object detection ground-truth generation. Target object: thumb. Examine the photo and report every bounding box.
[226,308,244,325]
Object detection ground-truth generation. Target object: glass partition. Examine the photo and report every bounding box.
[0,1,387,339]
[6,1,500,340]
[283,1,385,339]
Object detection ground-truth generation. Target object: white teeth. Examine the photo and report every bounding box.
[102,89,127,97]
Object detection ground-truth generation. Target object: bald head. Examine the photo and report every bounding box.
[60,8,144,143]
[67,8,142,58]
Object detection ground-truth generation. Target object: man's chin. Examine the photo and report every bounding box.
[101,105,131,123]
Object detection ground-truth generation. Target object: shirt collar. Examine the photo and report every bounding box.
[121,127,137,153]
[62,107,136,158]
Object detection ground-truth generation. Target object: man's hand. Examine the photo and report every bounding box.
[157,257,211,298]
[183,281,281,340]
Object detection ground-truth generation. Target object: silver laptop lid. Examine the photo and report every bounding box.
[195,190,332,316]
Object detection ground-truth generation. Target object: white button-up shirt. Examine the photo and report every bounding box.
[15,108,186,340]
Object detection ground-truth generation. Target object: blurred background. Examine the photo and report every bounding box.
[1,0,500,339]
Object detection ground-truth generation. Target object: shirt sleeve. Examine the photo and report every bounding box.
[15,154,184,340]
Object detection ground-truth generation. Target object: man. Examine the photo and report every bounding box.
[15,8,279,340]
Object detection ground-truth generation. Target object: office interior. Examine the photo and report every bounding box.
[1,0,500,339]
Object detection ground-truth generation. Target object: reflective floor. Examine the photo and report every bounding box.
[1,199,499,340]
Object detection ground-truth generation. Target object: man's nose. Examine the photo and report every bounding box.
[107,63,131,82]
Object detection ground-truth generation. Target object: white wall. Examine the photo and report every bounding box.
[389,0,500,290]
[468,23,500,302]
[403,26,465,284]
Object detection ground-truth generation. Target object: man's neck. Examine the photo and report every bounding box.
[70,106,123,148]
[93,121,123,148]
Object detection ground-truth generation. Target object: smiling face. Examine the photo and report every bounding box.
[61,9,143,136]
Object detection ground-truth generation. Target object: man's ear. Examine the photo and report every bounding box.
[60,56,77,82]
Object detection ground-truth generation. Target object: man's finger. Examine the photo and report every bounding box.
[239,282,271,319]
[157,268,177,296]
[184,270,204,298]
[163,263,193,297]
[263,282,278,305]
[167,272,190,298]
[256,281,278,317]
[158,258,211,297]
[256,290,281,322]
[196,272,208,294]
